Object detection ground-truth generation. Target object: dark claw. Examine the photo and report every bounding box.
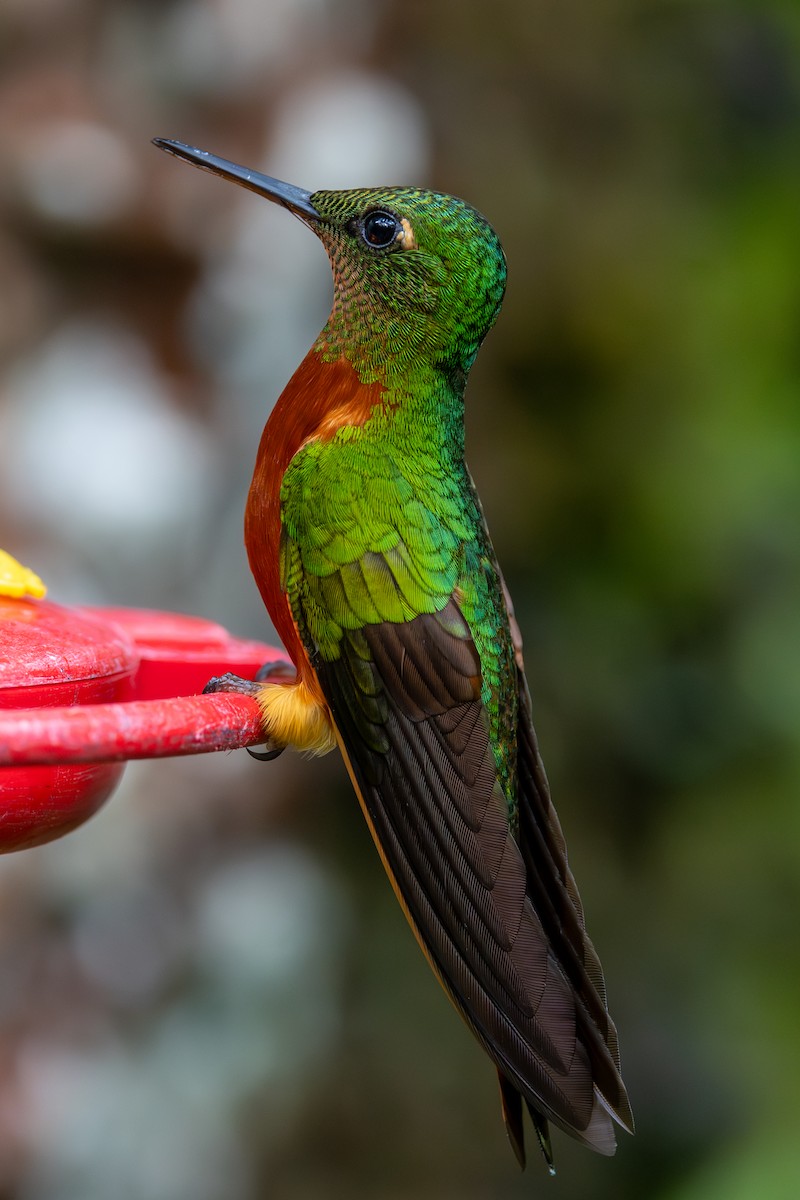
[247,744,285,762]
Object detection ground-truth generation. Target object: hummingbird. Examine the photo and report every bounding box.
[153,137,633,1171]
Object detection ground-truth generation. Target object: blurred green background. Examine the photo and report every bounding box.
[1,1,799,1197]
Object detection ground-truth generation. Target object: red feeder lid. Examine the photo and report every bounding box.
[0,599,281,853]
[0,597,138,707]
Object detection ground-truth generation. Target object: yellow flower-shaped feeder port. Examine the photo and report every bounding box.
[0,551,47,600]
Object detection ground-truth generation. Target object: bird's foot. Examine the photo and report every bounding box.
[203,672,262,698]
[202,661,295,761]
[203,658,295,697]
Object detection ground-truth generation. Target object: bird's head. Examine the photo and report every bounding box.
[154,140,507,387]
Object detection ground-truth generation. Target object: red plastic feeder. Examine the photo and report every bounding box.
[0,598,281,852]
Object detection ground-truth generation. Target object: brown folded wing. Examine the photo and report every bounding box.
[316,596,632,1164]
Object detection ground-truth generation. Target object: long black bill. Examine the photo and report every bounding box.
[152,138,320,221]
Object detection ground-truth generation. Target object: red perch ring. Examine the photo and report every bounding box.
[0,598,281,852]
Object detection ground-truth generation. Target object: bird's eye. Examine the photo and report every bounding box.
[361,210,400,249]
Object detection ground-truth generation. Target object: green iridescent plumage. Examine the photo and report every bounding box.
[310,186,508,384]
[278,186,518,808]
